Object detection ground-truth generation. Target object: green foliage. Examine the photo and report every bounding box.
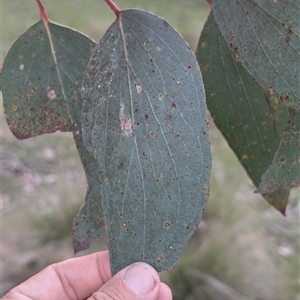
[0,16,107,253]
[1,21,76,138]
[1,0,299,279]
[212,0,300,110]
[204,0,300,212]
[196,12,290,213]
[81,9,211,273]
[258,107,300,193]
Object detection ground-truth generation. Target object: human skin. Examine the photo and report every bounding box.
[2,250,172,300]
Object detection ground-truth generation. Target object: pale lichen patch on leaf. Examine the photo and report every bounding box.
[119,102,133,136]
[46,87,57,101]
[158,93,164,101]
[135,84,142,94]
[120,117,133,135]
[155,46,162,52]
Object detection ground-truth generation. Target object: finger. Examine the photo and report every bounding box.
[88,262,163,300]
[157,282,172,300]
[3,251,112,300]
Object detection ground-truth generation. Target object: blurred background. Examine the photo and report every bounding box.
[1,0,299,299]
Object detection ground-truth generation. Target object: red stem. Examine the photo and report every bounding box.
[35,0,49,22]
[104,0,120,18]
[206,0,212,8]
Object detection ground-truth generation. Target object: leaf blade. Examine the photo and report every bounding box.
[82,9,211,274]
[2,20,72,138]
[2,19,106,247]
[212,0,300,110]
[196,12,290,213]
[258,107,300,194]
[72,132,106,253]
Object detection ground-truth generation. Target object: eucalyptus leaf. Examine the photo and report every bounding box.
[72,132,106,253]
[82,9,211,274]
[258,107,300,194]
[212,0,300,110]
[196,12,290,214]
[1,19,105,247]
[1,20,96,137]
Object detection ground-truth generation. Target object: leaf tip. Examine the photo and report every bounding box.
[206,0,212,8]
[280,209,286,217]
[72,218,92,254]
[72,233,91,254]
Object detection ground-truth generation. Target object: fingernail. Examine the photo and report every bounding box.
[123,263,157,295]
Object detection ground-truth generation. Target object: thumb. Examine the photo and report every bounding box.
[88,262,161,300]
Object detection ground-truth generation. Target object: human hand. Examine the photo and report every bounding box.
[2,250,172,300]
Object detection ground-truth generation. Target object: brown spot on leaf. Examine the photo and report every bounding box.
[164,221,171,228]
[242,155,248,161]
[184,224,190,230]
[164,113,172,121]
[156,251,165,263]
[280,156,286,164]
[96,219,105,229]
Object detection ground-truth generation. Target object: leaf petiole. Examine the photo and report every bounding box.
[104,0,120,18]
[35,0,49,22]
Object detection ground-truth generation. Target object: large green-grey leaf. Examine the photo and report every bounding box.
[2,20,75,138]
[82,9,211,274]
[258,108,300,193]
[196,12,289,214]
[212,0,300,110]
[72,132,106,253]
[1,19,106,247]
